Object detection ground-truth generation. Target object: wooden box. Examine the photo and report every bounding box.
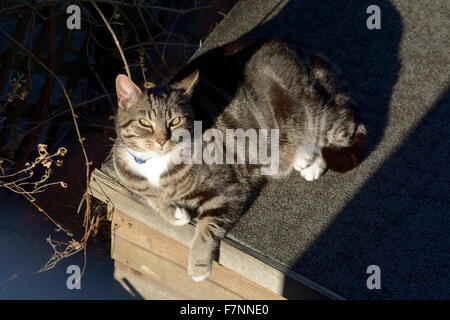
[90,167,338,300]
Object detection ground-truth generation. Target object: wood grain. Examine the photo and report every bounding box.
[90,168,340,299]
[111,209,284,300]
[114,261,190,300]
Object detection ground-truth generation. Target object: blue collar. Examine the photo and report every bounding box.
[128,150,149,164]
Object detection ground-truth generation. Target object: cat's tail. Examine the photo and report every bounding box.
[321,122,367,173]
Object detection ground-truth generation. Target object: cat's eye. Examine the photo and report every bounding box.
[170,117,180,126]
[138,118,152,128]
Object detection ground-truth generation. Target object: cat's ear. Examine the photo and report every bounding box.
[116,74,142,108]
[171,70,199,97]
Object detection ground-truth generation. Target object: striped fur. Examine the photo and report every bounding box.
[113,38,366,281]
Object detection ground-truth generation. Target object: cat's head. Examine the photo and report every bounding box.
[115,71,199,157]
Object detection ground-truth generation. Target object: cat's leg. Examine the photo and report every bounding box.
[188,216,228,281]
[145,197,191,226]
[187,182,247,281]
[298,153,327,181]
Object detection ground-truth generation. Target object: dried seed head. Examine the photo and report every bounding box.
[57,147,68,156]
[42,159,52,169]
[37,144,48,154]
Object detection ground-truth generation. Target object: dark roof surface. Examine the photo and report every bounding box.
[196,0,450,299]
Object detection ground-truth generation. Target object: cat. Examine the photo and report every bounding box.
[112,38,366,282]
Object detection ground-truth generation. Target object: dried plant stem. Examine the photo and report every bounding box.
[0,28,91,198]
[1,94,114,152]
[0,3,28,17]
[90,0,131,78]
[0,29,89,154]
[133,0,172,75]
[79,0,213,15]
[17,184,73,237]
[110,2,167,82]
[0,27,92,274]
[1,145,72,236]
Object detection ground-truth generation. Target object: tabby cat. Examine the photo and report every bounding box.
[113,38,366,281]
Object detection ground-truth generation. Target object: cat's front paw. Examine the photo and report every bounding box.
[173,207,191,226]
[188,254,212,282]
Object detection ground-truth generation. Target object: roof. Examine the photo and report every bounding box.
[195,0,450,299]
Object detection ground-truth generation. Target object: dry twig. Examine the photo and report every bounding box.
[0,26,93,276]
[89,0,131,78]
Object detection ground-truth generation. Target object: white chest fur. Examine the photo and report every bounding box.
[126,151,172,187]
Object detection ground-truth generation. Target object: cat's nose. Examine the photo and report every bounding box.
[157,139,167,146]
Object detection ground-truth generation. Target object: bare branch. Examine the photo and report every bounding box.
[89,0,131,78]
[78,0,213,15]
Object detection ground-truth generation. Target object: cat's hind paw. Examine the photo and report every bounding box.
[294,155,315,171]
[298,156,326,181]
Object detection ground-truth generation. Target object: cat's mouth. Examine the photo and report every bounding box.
[152,143,176,155]
[129,140,178,158]
[154,148,169,155]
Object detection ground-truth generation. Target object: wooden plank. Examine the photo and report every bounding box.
[90,168,340,299]
[113,233,244,299]
[111,209,284,300]
[90,168,195,247]
[220,240,340,300]
[114,261,189,300]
